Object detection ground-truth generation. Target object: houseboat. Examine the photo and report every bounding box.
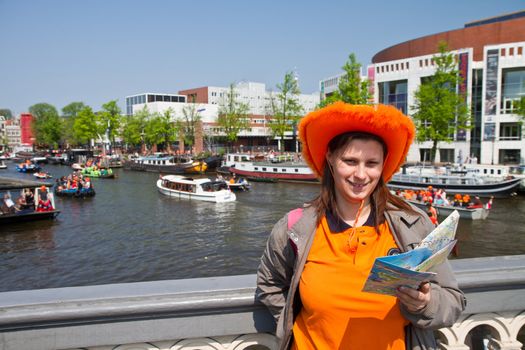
[125,154,207,174]
[222,153,318,183]
[157,175,236,203]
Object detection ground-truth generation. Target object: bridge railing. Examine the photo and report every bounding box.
[1,255,524,350]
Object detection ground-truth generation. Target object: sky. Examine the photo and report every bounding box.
[1,0,524,116]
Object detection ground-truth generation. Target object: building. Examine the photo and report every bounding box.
[19,113,34,146]
[322,11,525,165]
[127,81,320,151]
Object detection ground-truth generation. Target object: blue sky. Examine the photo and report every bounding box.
[1,0,523,116]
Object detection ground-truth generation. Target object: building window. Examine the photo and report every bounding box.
[499,123,521,140]
[378,80,407,114]
[148,95,154,103]
[500,68,525,114]
[499,149,520,164]
[439,149,454,163]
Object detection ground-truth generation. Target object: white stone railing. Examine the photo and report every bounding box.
[0,255,524,350]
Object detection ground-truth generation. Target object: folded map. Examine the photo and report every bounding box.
[362,210,459,296]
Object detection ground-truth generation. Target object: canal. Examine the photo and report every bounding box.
[1,163,525,292]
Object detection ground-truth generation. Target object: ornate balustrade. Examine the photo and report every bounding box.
[0,255,524,350]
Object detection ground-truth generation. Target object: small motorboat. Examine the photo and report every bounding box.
[34,171,53,179]
[226,177,251,191]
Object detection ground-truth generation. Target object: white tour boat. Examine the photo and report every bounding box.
[156,175,236,203]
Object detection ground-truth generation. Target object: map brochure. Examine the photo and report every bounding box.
[362,210,459,296]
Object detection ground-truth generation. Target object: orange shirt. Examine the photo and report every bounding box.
[292,214,408,350]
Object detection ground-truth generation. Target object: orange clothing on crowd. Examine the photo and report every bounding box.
[462,195,470,204]
[292,216,408,350]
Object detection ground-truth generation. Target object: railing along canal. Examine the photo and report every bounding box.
[1,255,524,350]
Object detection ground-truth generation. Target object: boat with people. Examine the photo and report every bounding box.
[0,177,60,224]
[157,175,236,203]
[125,153,207,174]
[223,174,251,191]
[16,161,41,173]
[389,165,521,198]
[81,166,115,179]
[406,198,490,220]
[54,174,96,198]
[221,153,318,183]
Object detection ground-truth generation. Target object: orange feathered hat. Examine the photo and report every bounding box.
[299,102,415,182]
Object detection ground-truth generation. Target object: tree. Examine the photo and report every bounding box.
[145,109,177,152]
[319,53,370,107]
[267,71,303,152]
[120,106,149,151]
[61,102,87,147]
[98,100,122,153]
[0,109,13,119]
[411,42,471,164]
[217,83,250,149]
[29,103,63,148]
[177,103,203,147]
[73,106,98,147]
[514,97,525,122]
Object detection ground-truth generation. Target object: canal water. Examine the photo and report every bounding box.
[1,163,525,292]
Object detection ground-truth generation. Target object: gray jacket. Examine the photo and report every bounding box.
[256,204,466,350]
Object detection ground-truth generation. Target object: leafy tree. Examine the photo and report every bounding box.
[0,109,13,119]
[29,103,63,148]
[267,71,303,152]
[145,109,177,152]
[177,103,203,147]
[217,83,250,148]
[73,106,98,147]
[320,53,370,107]
[98,100,122,147]
[61,102,87,147]
[62,102,86,119]
[120,106,149,150]
[411,42,471,164]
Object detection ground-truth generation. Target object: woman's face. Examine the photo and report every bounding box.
[327,138,384,204]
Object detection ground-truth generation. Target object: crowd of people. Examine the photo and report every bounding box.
[395,187,494,209]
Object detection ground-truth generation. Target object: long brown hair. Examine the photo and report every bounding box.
[307,132,420,229]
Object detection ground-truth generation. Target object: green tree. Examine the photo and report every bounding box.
[98,100,122,147]
[120,106,149,150]
[145,109,177,152]
[411,42,471,164]
[0,109,13,119]
[29,103,63,148]
[320,53,370,107]
[176,103,203,147]
[61,102,87,147]
[267,71,303,152]
[73,106,98,147]
[514,97,525,122]
[217,83,250,149]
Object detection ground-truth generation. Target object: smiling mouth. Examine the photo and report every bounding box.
[348,181,369,189]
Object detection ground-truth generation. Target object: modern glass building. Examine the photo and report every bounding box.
[125,93,186,116]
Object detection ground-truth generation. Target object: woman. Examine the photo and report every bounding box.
[256,103,465,350]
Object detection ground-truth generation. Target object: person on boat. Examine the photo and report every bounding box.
[426,202,439,226]
[462,194,471,208]
[37,186,54,212]
[453,194,463,207]
[83,177,91,190]
[24,188,34,207]
[1,193,17,214]
[256,103,465,350]
[467,196,484,209]
[485,196,494,210]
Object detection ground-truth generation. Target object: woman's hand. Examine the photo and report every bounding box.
[396,282,431,313]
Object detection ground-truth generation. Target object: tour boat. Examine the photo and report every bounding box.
[125,154,207,174]
[0,178,60,224]
[157,175,236,203]
[222,153,318,183]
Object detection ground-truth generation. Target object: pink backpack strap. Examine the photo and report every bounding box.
[287,208,304,256]
[287,208,304,230]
